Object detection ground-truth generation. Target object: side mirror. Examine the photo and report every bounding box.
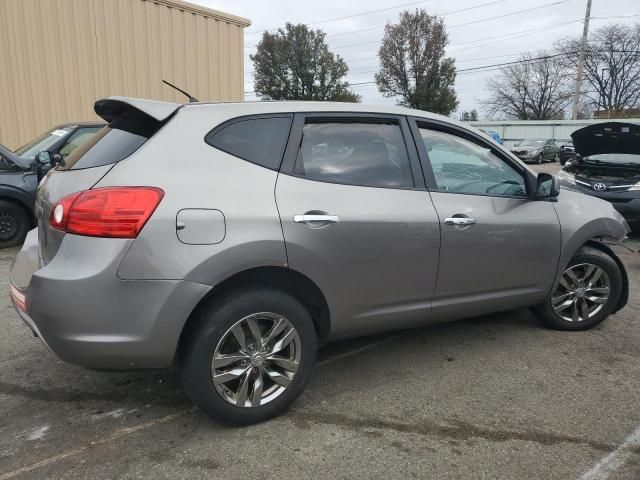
[537,173,560,200]
[52,153,64,167]
[36,151,51,165]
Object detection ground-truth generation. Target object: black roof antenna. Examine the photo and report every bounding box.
[162,79,199,103]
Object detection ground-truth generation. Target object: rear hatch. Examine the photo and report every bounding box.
[36,97,181,264]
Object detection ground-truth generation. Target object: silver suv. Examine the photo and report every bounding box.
[10,98,630,424]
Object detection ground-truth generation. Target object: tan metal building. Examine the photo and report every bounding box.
[0,0,250,149]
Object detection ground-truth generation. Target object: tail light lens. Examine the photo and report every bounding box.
[10,284,27,312]
[50,187,164,238]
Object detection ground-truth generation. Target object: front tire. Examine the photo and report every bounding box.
[180,287,317,425]
[0,200,30,248]
[537,153,544,164]
[532,246,623,330]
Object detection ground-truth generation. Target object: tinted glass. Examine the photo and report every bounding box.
[58,127,147,171]
[420,128,526,197]
[14,127,73,159]
[296,122,413,188]
[206,117,291,170]
[57,127,102,159]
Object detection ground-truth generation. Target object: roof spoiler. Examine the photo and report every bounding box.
[571,122,640,157]
[94,97,182,137]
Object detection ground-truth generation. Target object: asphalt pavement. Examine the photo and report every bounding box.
[0,161,639,479]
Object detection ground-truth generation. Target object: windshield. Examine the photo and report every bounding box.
[14,127,73,159]
[517,140,544,147]
[585,153,640,164]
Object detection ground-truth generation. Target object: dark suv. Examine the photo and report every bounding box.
[0,122,103,247]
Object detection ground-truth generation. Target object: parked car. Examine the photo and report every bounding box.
[559,141,576,165]
[557,122,640,224]
[0,122,103,247]
[10,98,630,424]
[511,139,561,163]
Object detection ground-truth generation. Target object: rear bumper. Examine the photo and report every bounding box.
[10,228,211,369]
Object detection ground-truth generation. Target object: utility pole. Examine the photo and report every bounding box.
[571,0,592,119]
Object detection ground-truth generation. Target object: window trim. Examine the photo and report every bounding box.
[280,112,425,190]
[409,117,536,199]
[204,113,293,171]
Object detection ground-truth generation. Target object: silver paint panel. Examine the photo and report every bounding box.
[275,173,441,339]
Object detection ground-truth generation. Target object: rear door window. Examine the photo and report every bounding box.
[294,121,414,188]
[205,116,292,170]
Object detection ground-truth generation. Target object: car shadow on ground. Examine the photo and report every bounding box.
[0,308,544,415]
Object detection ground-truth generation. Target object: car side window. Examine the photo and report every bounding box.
[419,127,526,198]
[57,127,102,159]
[206,116,292,170]
[295,121,414,188]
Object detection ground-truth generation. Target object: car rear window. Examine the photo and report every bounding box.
[205,116,292,170]
[57,127,147,170]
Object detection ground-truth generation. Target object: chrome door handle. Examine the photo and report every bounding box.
[444,217,476,226]
[294,214,340,224]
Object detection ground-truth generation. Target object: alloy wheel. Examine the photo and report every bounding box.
[551,263,610,322]
[211,312,301,408]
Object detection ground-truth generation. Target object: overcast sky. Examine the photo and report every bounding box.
[199,0,638,117]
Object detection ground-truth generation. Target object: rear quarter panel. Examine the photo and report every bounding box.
[97,105,288,284]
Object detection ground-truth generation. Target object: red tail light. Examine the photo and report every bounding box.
[50,187,164,238]
[10,284,27,312]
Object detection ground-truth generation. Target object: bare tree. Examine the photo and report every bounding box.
[375,10,458,115]
[556,23,640,117]
[481,52,572,120]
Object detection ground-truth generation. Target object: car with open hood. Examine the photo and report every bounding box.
[557,122,640,224]
[0,122,103,247]
[9,97,630,424]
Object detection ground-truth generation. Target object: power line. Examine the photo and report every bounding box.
[447,0,570,29]
[332,18,579,51]
[247,0,573,52]
[244,0,431,34]
[243,50,639,94]
[325,0,511,38]
[246,18,583,76]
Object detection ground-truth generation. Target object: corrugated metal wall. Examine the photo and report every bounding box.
[0,0,249,149]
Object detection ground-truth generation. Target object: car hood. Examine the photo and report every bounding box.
[571,122,640,157]
[0,143,32,170]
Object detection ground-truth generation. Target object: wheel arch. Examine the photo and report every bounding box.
[0,190,36,226]
[582,239,629,313]
[176,266,331,362]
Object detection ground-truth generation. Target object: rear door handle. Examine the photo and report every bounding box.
[444,217,476,226]
[294,214,340,224]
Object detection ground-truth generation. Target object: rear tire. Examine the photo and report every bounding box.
[0,200,30,248]
[180,287,317,425]
[532,246,623,331]
[537,153,543,164]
